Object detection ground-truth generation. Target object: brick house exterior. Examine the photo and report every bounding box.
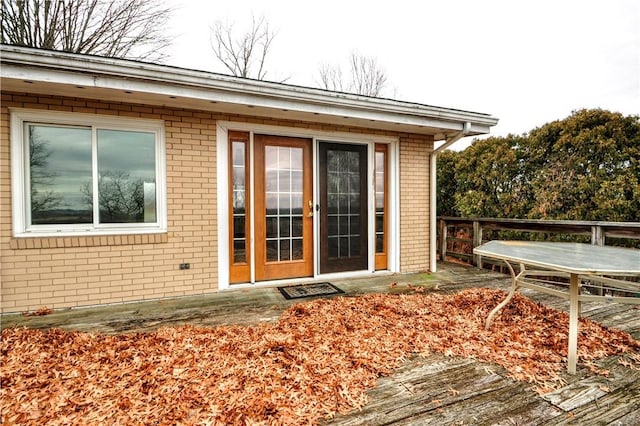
[0,46,497,313]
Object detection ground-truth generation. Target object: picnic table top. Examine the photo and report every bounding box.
[473,240,640,276]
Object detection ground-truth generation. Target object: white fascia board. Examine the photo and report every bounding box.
[0,46,499,133]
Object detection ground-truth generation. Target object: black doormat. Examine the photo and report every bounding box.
[277,282,344,300]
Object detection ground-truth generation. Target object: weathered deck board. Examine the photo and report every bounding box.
[324,266,640,425]
[2,262,639,424]
[324,356,563,426]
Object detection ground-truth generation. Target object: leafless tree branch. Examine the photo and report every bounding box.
[210,14,279,80]
[317,51,389,97]
[1,0,173,62]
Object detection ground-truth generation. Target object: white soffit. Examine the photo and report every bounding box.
[0,46,498,140]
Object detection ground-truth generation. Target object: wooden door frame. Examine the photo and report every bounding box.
[228,131,251,283]
[375,143,389,270]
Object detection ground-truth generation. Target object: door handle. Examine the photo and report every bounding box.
[307,200,314,217]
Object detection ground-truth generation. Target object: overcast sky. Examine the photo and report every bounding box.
[166,0,639,148]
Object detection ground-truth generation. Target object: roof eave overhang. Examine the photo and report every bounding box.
[0,46,499,140]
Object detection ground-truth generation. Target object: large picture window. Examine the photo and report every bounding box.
[12,109,165,236]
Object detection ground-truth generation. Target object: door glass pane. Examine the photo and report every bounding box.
[266,216,278,238]
[291,216,303,237]
[375,150,386,254]
[265,145,304,262]
[266,240,278,262]
[234,240,246,263]
[291,239,303,260]
[231,140,248,264]
[328,236,339,257]
[233,216,245,238]
[265,170,277,192]
[326,149,362,259]
[28,125,93,224]
[280,239,291,261]
[97,129,156,223]
[278,193,291,215]
[279,217,291,237]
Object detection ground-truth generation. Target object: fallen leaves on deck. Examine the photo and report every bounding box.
[2,288,639,424]
[20,306,53,317]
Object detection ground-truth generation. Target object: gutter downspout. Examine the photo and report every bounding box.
[429,122,472,272]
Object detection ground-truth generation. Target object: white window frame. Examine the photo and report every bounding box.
[11,108,167,237]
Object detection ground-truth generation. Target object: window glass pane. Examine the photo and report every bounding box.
[350,236,361,256]
[277,146,291,169]
[279,217,291,238]
[280,239,291,261]
[233,216,246,239]
[266,216,278,238]
[376,234,384,253]
[233,167,245,190]
[291,171,303,192]
[291,239,303,260]
[350,216,360,234]
[230,138,249,268]
[266,240,279,262]
[375,148,386,255]
[28,125,93,224]
[327,194,339,214]
[376,193,384,211]
[233,191,246,213]
[265,170,277,192]
[349,173,360,192]
[263,145,304,265]
[326,148,366,259]
[290,194,303,215]
[328,236,339,258]
[97,129,156,223]
[291,216,303,237]
[278,170,291,192]
[328,215,338,235]
[278,193,291,215]
[265,146,277,168]
[266,193,278,215]
[350,193,361,211]
[232,141,245,166]
[234,240,246,263]
[290,148,302,169]
[339,236,349,257]
[339,216,349,234]
[376,174,384,192]
[338,195,349,214]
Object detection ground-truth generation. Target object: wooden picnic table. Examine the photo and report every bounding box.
[474,240,640,374]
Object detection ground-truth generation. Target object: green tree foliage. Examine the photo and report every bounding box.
[452,135,528,218]
[437,109,640,222]
[525,109,640,220]
[435,149,459,217]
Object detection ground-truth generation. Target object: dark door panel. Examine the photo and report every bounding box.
[319,142,368,273]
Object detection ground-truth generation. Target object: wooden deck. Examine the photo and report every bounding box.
[3,262,639,425]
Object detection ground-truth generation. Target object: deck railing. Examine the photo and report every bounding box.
[437,217,640,269]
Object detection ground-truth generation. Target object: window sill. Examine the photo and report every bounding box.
[9,232,169,250]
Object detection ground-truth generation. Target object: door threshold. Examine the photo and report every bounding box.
[225,270,393,291]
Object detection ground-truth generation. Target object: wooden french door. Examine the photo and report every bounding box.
[319,142,368,273]
[254,135,314,281]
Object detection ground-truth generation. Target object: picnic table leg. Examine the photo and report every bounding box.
[485,260,519,330]
[567,273,580,374]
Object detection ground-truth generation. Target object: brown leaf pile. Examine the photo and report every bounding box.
[2,288,639,425]
[21,306,53,317]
